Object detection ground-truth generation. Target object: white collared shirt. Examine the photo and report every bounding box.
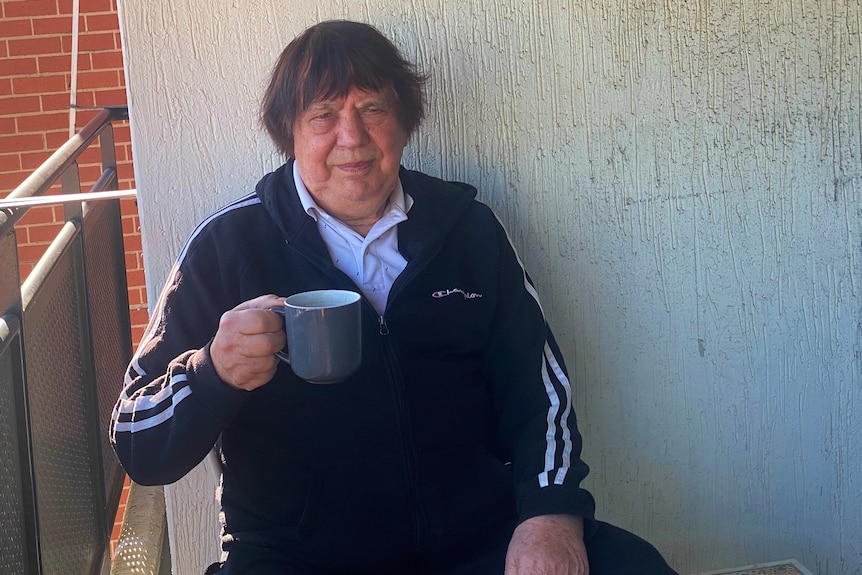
[293,162,411,314]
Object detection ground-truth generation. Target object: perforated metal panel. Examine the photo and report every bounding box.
[83,199,131,519]
[23,239,102,575]
[0,320,29,575]
[1,230,35,575]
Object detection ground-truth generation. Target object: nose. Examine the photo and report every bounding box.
[336,112,369,147]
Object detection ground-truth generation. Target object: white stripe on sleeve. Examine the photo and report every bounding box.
[115,374,188,414]
[544,342,574,485]
[539,357,561,488]
[113,385,192,434]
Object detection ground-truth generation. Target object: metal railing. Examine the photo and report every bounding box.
[0,107,157,575]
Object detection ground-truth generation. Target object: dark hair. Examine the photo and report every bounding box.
[261,20,427,157]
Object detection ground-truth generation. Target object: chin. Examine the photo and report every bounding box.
[340,180,384,198]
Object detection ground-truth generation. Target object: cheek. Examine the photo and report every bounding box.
[301,141,334,168]
[381,134,407,162]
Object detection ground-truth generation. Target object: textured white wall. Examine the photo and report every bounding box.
[117,1,862,574]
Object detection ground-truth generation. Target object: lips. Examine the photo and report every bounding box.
[336,160,374,173]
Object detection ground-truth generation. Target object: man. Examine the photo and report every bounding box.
[111,20,678,575]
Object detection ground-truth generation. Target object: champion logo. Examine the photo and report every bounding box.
[432,288,483,300]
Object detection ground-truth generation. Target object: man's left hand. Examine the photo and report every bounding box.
[504,514,588,575]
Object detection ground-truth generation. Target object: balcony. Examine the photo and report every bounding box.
[0,107,167,575]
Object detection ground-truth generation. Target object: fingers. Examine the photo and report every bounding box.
[232,293,286,312]
[226,308,284,339]
[231,330,285,357]
[210,296,288,391]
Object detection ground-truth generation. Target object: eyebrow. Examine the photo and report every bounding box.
[305,100,338,112]
[306,92,393,112]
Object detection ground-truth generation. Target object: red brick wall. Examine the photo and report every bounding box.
[0,0,149,346]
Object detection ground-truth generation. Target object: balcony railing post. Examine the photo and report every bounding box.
[60,161,82,199]
[98,121,117,177]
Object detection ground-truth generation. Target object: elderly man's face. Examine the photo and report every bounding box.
[293,86,407,220]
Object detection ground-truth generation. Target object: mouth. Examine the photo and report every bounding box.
[336,160,374,174]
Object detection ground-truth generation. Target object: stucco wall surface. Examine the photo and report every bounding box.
[117,0,861,574]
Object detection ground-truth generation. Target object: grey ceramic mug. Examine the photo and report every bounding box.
[269,289,362,384]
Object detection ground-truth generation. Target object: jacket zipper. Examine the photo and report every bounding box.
[372,238,447,548]
[377,315,428,549]
[378,315,390,335]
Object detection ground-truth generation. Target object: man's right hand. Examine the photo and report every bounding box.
[210,294,287,391]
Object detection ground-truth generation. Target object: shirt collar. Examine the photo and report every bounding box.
[292,161,412,223]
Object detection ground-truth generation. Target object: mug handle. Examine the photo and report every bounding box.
[268,307,291,364]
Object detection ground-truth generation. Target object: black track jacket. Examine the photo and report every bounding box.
[110,161,596,571]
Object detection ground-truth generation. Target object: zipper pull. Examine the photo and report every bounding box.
[378,315,390,336]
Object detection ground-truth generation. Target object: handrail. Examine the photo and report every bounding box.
[0,189,137,210]
[110,483,168,575]
[0,106,128,235]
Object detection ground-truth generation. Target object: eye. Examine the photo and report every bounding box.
[307,111,337,132]
[360,106,389,125]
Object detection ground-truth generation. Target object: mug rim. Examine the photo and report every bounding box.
[284,289,361,310]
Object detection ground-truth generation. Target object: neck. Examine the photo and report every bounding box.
[320,197,388,237]
[340,208,386,236]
